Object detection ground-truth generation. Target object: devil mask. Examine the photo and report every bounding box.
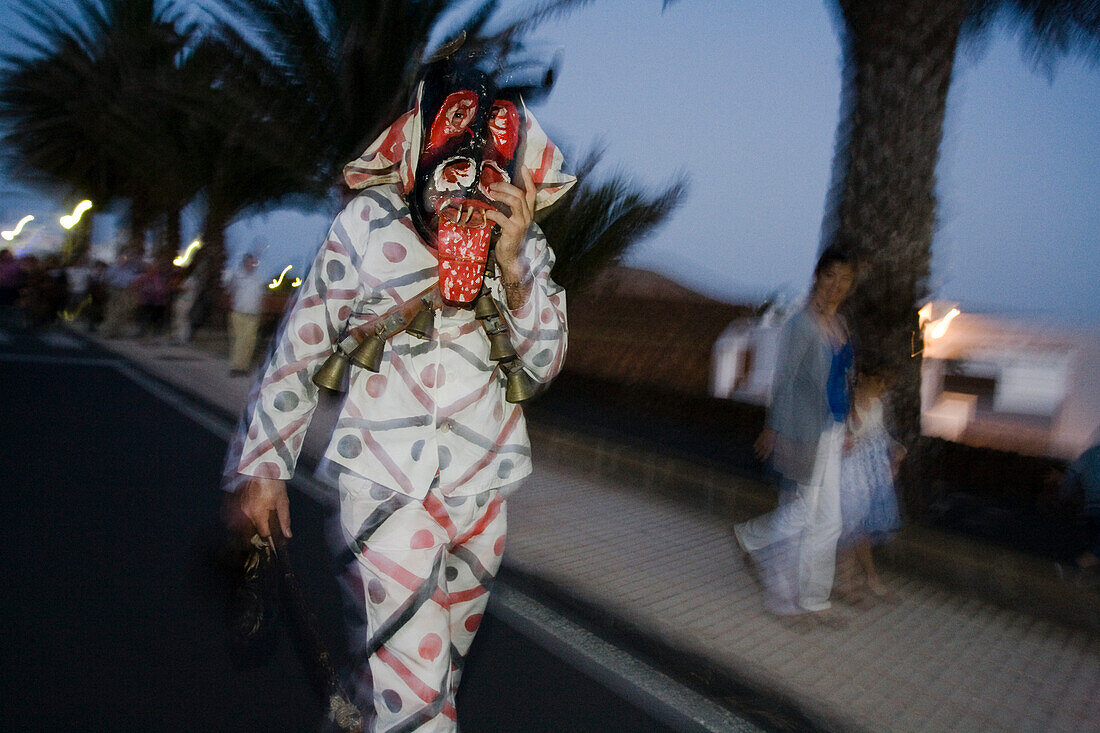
[344,61,576,306]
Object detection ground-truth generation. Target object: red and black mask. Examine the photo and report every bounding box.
[412,66,523,306]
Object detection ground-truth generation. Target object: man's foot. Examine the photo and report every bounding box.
[732,526,760,583]
[834,582,865,606]
[806,607,851,629]
[866,579,897,603]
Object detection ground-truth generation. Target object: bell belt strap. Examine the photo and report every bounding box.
[333,283,442,355]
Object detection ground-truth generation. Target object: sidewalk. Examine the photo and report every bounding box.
[87,330,1100,733]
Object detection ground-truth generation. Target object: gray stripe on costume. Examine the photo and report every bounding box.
[337,415,432,432]
[376,266,437,290]
[329,217,363,271]
[446,419,531,457]
[361,188,410,229]
[440,340,493,371]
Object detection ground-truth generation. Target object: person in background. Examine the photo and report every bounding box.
[734,246,857,620]
[0,249,26,328]
[171,260,205,345]
[100,251,141,338]
[84,260,109,332]
[20,253,68,330]
[835,364,904,604]
[223,252,265,376]
[1058,433,1100,582]
[134,253,175,338]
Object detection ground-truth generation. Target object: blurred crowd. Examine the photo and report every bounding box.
[0,247,276,370]
[0,248,210,340]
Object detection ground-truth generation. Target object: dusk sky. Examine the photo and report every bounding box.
[2,1,1098,324]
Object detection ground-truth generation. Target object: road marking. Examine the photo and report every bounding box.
[489,583,762,733]
[0,353,119,367]
[39,331,85,350]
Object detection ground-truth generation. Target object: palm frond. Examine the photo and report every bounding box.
[540,147,688,292]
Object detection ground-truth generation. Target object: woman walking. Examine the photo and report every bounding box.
[734,246,856,618]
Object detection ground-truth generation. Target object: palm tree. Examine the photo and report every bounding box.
[201,0,683,295]
[823,0,1100,514]
[0,0,206,261]
[210,0,597,194]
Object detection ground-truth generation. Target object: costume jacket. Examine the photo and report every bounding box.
[235,184,567,498]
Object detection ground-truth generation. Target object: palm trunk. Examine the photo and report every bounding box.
[196,208,231,330]
[165,205,183,259]
[61,211,95,265]
[824,0,965,517]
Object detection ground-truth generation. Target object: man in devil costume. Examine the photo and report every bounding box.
[225,52,574,730]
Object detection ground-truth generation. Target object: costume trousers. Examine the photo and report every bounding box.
[735,424,843,613]
[337,479,507,732]
[227,310,261,370]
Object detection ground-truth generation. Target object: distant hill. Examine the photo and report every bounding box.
[565,266,754,396]
[577,266,734,305]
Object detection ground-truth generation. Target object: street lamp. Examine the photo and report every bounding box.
[173,239,202,267]
[59,200,93,229]
[1,214,34,241]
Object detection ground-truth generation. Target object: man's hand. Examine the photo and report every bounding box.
[754,429,778,462]
[486,166,537,308]
[227,476,292,539]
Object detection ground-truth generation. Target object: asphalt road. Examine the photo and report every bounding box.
[0,327,688,732]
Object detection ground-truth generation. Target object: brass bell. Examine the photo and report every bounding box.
[348,330,386,372]
[505,365,538,404]
[473,293,498,320]
[313,349,350,392]
[487,327,515,362]
[406,301,435,340]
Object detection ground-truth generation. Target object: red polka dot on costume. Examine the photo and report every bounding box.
[418,633,442,661]
[420,364,436,388]
[493,536,506,556]
[248,424,258,440]
[540,307,554,324]
[338,305,352,321]
[410,529,435,549]
[464,613,483,633]
[298,323,325,345]
[383,241,407,263]
[367,578,387,604]
[366,374,387,398]
[549,293,561,306]
[255,461,281,479]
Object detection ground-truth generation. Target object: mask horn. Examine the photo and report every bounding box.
[313,349,350,392]
[348,329,386,373]
[427,31,466,63]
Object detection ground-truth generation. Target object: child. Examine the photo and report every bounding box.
[837,367,904,602]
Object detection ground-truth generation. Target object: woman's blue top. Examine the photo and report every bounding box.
[827,341,854,422]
